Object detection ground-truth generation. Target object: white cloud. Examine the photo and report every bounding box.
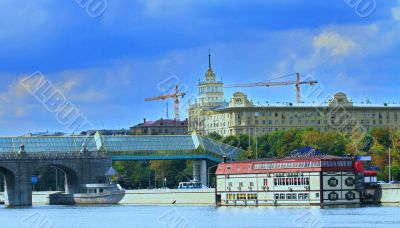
[392,1,400,21]
[313,32,355,58]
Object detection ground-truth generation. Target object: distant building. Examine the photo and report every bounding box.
[22,131,68,137]
[188,53,400,137]
[130,118,188,135]
[80,129,131,136]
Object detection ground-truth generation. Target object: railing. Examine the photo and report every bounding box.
[110,149,225,160]
[0,152,109,160]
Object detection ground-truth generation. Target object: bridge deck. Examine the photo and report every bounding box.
[0,132,243,162]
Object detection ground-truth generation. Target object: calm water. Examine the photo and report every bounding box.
[0,204,399,228]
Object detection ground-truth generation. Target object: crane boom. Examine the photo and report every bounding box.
[224,80,317,88]
[224,72,317,103]
[144,85,186,120]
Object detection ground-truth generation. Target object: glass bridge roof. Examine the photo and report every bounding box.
[0,132,243,159]
[0,136,95,153]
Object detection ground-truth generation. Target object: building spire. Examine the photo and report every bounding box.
[208,48,211,69]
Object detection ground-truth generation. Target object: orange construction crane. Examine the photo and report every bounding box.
[145,85,186,120]
[224,73,317,103]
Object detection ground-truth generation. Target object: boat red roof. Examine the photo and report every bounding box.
[216,155,355,175]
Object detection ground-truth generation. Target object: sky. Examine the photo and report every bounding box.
[0,0,400,136]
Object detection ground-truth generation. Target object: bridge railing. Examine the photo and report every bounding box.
[110,149,223,160]
[0,151,109,159]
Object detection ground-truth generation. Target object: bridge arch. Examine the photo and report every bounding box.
[30,162,81,195]
[0,165,17,207]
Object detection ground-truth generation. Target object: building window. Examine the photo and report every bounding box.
[345,191,355,200]
[304,193,309,200]
[292,193,297,200]
[274,194,279,200]
[298,193,303,200]
[315,193,320,198]
[280,194,285,200]
[328,177,338,187]
[328,192,339,201]
[286,194,292,200]
[345,177,355,186]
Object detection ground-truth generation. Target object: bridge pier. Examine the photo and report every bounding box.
[2,165,32,207]
[193,160,207,187]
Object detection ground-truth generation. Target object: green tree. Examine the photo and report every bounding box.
[222,135,239,148]
[237,133,253,151]
[207,132,223,141]
[371,127,392,148]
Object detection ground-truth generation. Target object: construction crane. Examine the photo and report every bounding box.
[224,73,317,103]
[145,85,186,120]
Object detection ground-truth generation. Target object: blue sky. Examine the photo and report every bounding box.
[0,0,400,135]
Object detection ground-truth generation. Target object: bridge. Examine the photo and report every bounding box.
[0,132,243,207]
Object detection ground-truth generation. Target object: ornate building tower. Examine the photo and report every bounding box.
[188,50,227,134]
[197,50,224,106]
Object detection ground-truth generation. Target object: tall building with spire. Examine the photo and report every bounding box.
[188,50,227,134]
[198,50,224,106]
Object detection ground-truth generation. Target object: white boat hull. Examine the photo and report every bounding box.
[49,191,125,205]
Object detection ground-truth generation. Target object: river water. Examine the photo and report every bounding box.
[0,204,399,227]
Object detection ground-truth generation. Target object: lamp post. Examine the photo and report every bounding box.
[207,165,218,188]
[389,147,391,182]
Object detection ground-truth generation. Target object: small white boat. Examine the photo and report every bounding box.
[49,183,125,205]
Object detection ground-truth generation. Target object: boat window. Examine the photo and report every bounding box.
[99,189,103,193]
[286,194,291,200]
[298,193,303,199]
[304,193,309,199]
[274,194,279,200]
[280,194,285,200]
[237,194,246,200]
[227,194,236,200]
[292,193,297,199]
[247,194,257,200]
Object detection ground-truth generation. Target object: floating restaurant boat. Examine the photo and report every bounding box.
[49,183,125,205]
[215,147,365,207]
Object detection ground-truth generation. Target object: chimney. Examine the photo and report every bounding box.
[143,118,146,123]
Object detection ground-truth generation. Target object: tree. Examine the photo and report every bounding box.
[371,127,392,148]
[237,134,253,151]
[207,132,223,141]
[222,135,240,148]
[255,134,270,158]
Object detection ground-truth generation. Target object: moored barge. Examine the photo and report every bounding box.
[215,147,362,207]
